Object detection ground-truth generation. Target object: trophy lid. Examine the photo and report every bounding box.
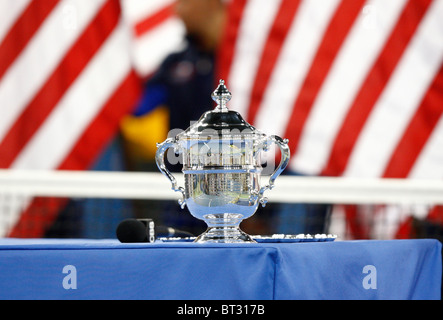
[177,80,266,140]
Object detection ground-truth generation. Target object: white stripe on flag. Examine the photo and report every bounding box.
[410,115,443,179]
[12,20,132,170]
[0,0,31,42]
[122,0,174,25]
[228,0,281,117]
[131,18,184,76]
[0,193,30,238]
[0,0,106,142]
[254,0,341,137]
[344,0,443,178]
[291,0,407,175]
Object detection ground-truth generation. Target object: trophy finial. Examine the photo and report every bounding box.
[212,79,231,112]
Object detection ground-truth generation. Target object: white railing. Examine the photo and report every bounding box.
[0,169,442,205]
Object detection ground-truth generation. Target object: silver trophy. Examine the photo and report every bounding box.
[156,80,290,243]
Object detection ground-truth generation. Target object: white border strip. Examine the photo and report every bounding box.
[0,169,442,205]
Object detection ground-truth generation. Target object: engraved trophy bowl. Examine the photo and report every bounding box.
[155,80,290,243]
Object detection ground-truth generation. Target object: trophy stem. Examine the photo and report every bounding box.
[194,213,256,243]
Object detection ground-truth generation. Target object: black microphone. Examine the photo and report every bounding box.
[116,219,194,243]
[116,218,155,243]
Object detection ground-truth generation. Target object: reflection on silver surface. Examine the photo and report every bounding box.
[184,170,260,242]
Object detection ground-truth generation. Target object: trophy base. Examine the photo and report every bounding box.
[194,213,256,243]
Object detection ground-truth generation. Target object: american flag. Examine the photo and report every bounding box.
[0,0,183,237]
[1,0,442,238]
[219,0,443,180]
[217,0,443,239]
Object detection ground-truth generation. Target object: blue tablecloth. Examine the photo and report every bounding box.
[0,238,440,300]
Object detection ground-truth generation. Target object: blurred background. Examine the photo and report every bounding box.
[0,0,442,241]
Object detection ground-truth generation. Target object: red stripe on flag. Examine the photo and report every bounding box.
[7,197,68,238]
[133,3,174,38]
[59,70,142,170]
[0,0,60,80]
[383,61,443,178]
[428,206,443,225]
[344,205,370,239]
[283,0,366,161]
[322,0,433,177]
[8,70,142,238]
[216,0,248,82]
[247,0,302,124]
[395,216,414,239]
[0,0,121,169]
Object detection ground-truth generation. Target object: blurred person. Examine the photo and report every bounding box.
[120,0,228,234]
[121,0,226,170]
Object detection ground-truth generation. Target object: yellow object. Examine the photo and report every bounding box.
[120,106,169,160]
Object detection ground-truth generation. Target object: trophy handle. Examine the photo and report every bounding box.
[258,135,290,207]
[155,138,186,209]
